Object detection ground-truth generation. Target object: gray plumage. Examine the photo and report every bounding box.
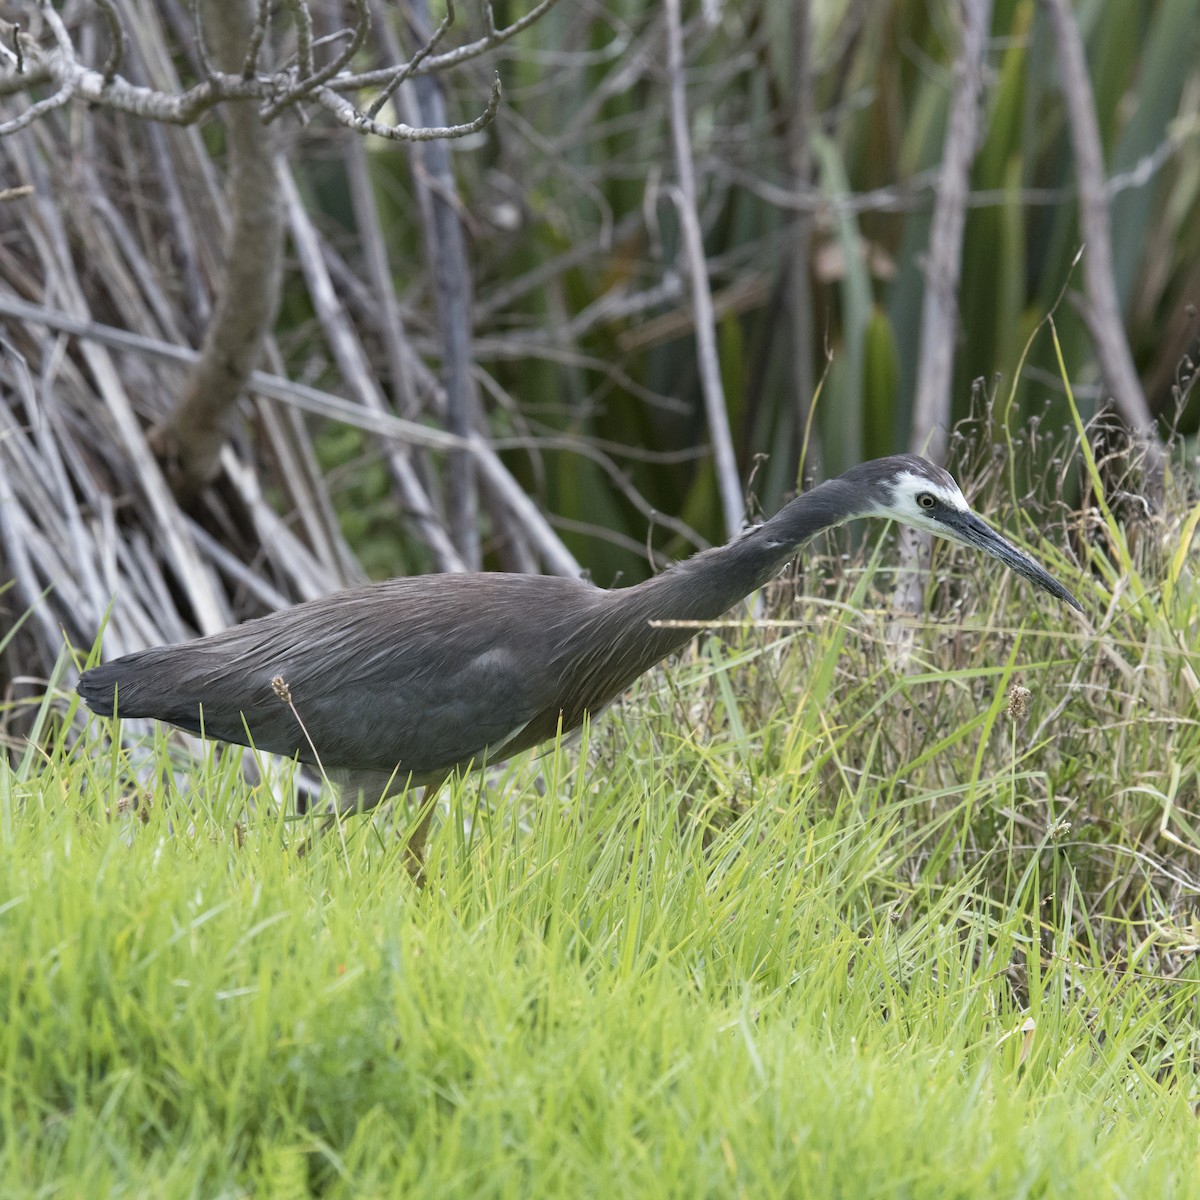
[77,455,1081,849]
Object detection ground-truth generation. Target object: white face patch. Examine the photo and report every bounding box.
[872,468,971,536]
[890,469,969,511]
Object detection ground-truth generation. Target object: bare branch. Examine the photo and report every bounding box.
[909,0,993,465]
[0,71,73,135]
[1044,0,1164,481]
[0,294,582,578]
[262,0,371,120]
[189,0,216,78]
[0,26,259,124]
[42,4,79,62]
[342,0,565,89]
[894,0,993,626]
[283,0,314,78]
[0,6,76,135]
[93,0,125,85]
[240,0,272,80]
[786,0,817,476]
[717,128,1190,215]
[10,21,24,75]
[343,135,420,416]
[405,4,484,568]
[365,0,456,120]
[165,0,284,494]
[277,164,468,573]
[316,73,501,142]
[0,5,506,142]
[664,0,744,539]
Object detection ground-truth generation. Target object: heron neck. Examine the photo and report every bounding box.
[625,477,859,623]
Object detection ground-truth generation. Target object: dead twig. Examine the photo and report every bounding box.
[663,0,743,539]
[892,0,994,629]
[1044,0,1164,488]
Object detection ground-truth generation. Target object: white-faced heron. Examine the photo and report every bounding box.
[77,455,1082,865]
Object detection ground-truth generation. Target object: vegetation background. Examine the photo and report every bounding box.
[0,0,1198,1193]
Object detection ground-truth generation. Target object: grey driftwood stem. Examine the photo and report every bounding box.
[894,0,993,622]
[664,0,745,540]
[1043,0,1163,486]
[165,0,283,493]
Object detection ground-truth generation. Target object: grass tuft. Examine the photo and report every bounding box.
[4,441,1200,1194]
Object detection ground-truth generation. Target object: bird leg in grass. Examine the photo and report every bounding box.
[298,769,449,878]
[275,676,445,871]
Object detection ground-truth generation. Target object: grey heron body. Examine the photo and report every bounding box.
[78,456,1081,861]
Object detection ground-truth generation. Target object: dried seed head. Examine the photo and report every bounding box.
[1006,684,1032,721]
[272,675,292,704]
[115,791,152,822]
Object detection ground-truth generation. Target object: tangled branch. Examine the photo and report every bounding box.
[0,0,548,140]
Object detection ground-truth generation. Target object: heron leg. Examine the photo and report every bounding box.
[401,774,451,883]
[295,769,449,879]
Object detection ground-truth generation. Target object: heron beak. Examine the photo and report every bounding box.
[934,510,1083,612]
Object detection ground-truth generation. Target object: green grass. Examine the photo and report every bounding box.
[5,447,1200,1195]
[5,553,1200,1196]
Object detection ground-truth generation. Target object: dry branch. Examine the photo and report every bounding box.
[0,4,504,139]
[786,1,817,477]
[276,165,468,574]
[894,0,993,624]
[909,0,993,464]
[663,0,744,540]
[163,0,283,494]
[0,292,583,580]
[1043,0,1164,482]
[405,8,483,569]
[0,0,514,497]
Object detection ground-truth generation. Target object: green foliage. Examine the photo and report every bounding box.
[313,427,424,578]
[338,0,1200,578]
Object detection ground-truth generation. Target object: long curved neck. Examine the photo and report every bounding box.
[549,477,861,719]
[617,475,860,625]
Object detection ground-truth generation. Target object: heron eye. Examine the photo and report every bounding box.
[917,492,936,510]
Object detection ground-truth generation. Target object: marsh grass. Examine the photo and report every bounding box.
[4,421,1200,1194]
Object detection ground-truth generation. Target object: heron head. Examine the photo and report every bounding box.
[852,455,1083,611]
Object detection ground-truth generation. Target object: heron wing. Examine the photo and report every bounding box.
[79,573,602,778]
